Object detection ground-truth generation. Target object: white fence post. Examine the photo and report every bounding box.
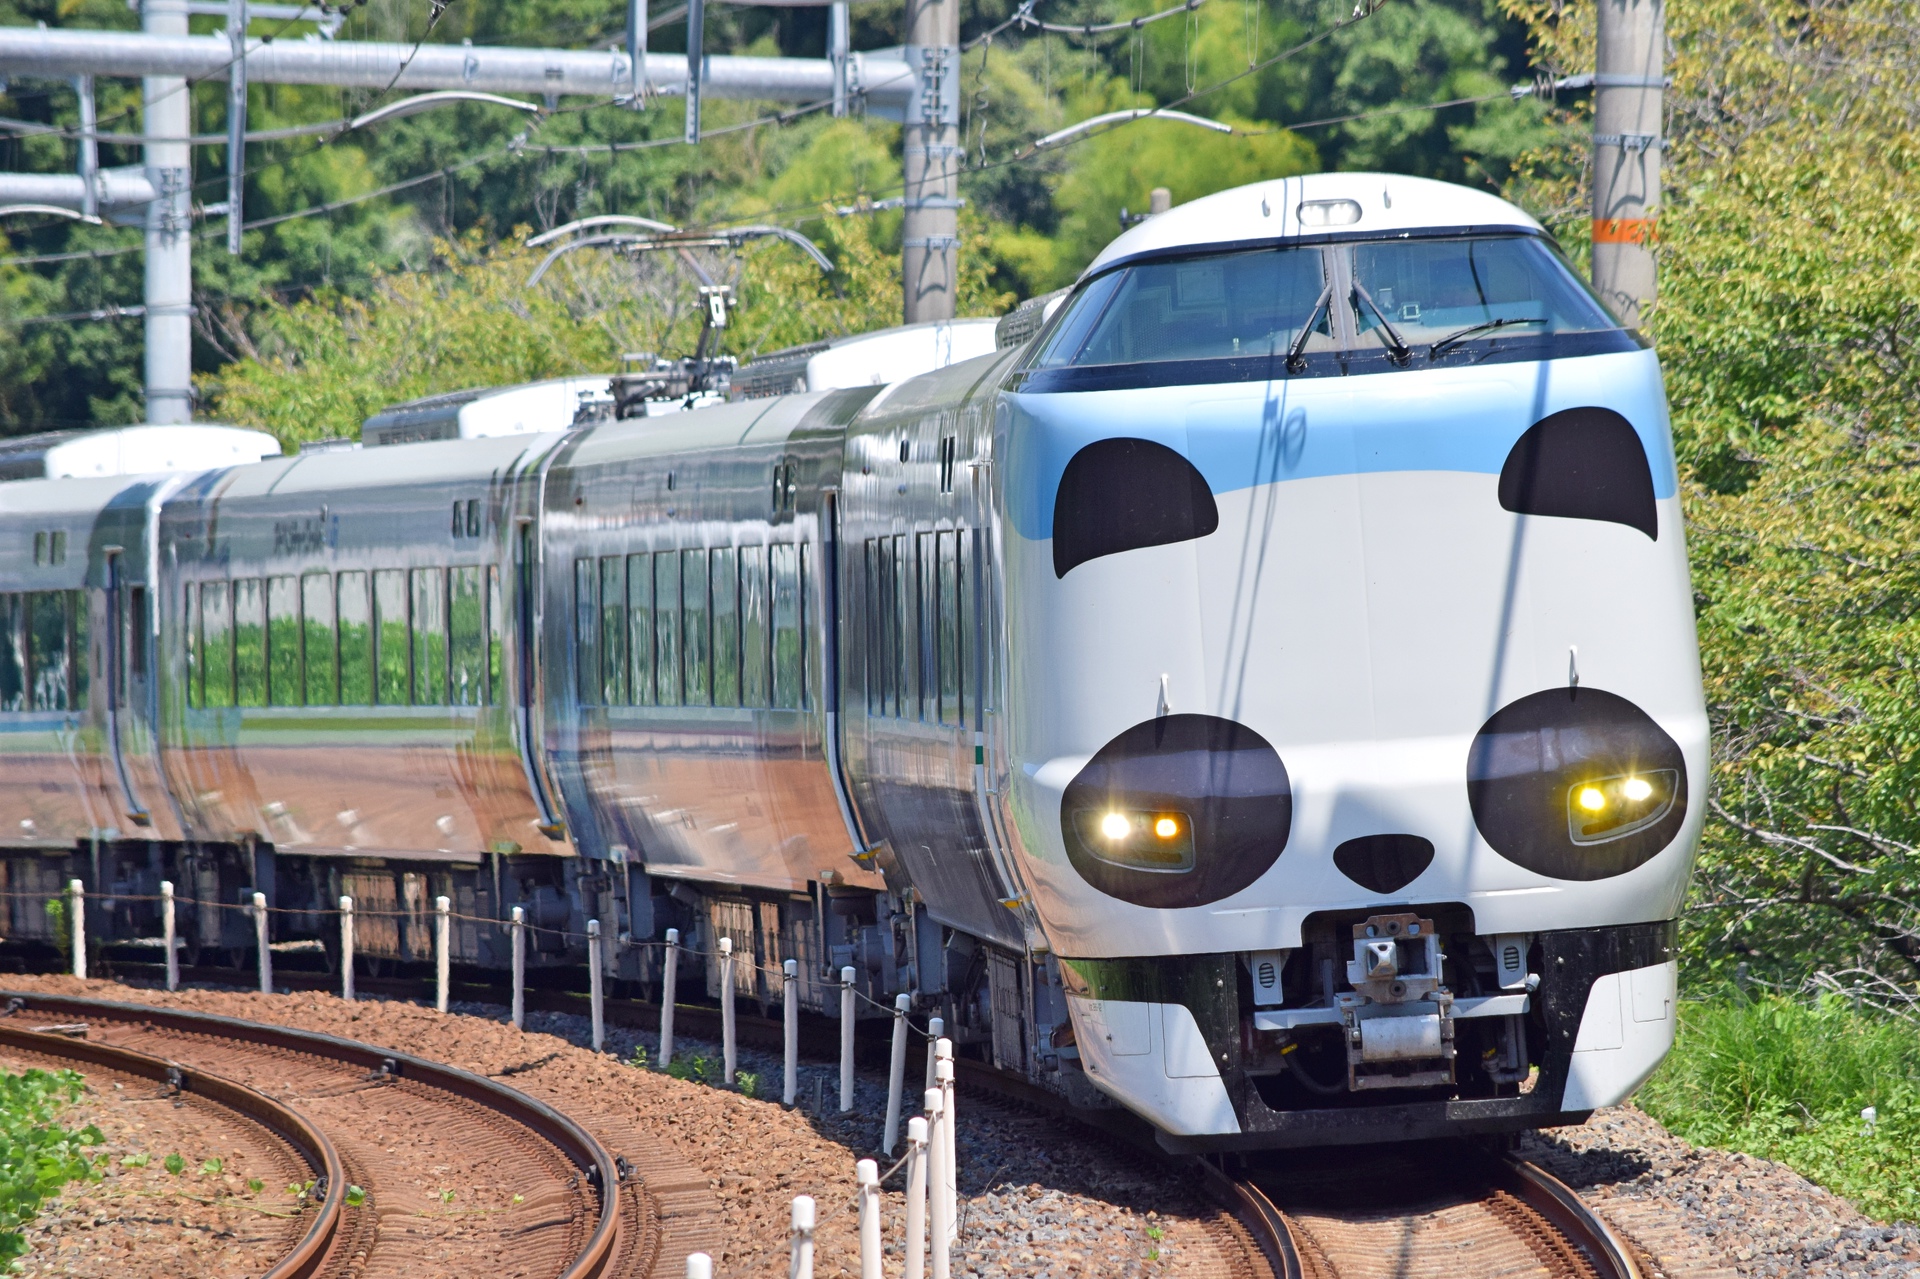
[936,1048,957,1245]
[659,927,679,1066]
[789,1194,816,1279]
[924,1015,944,1090]
[68,879,85,980]
[857,1158,882,1279]
[840,965,857,1113]
[719,936,736,1084]
[588,919,605,1052]
[509,905,526,1028]
[252,890,271,994]
[883,992,910,1154]
[904,1115,929,1279]
[686,1253,713,1279]
[339,895,355,1002]
[926,1086,950,1279]
[435,894,451,1013]
[783,958,799,1106]
[160,880,178,991]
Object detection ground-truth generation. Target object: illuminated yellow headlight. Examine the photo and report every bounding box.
[1567,770,1679,844]
[1623,776,1653,801]
[1073,808,1197,872]
[1100,812,1131,841]
[1154,816,1180,839]
[1577,786,1607,812]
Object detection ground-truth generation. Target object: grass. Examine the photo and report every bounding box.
[1,1068,103,1270]
[1638,989,1920,1223]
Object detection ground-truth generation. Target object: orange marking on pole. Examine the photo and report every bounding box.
[1592,218,1658,245]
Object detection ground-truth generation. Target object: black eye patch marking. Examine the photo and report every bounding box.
[1333,834,1435,895]
[1497,407,1658,540]
[1052,437,1220,578]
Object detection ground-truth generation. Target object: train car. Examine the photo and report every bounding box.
[0,171,1705,1152]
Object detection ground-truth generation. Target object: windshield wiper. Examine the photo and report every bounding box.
[1429,315,1548,359]
[1284,283,1334,373]
[1351,283,1411,366]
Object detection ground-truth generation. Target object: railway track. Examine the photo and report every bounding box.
[1209,1142,1645,1279]
[0,990,632,1279]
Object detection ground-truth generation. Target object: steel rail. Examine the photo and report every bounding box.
[0,1018,346,1279]
[0,990,624,1279]
[1501,1155,1645,1279]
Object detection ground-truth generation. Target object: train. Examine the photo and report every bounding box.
[0,172,1704,1150]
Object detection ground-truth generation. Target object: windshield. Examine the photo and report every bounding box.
[1031,234,1621,374]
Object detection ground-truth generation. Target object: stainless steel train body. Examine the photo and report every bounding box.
[0,173,1706,1150]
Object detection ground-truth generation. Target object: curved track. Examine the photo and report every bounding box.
[1212,1144,1643,1279]
[0,991,629,1279]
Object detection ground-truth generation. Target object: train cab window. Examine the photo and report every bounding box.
[654,552,682,706]
[337,572,372,705]
[372,570,409,706]
[771,543,803,710]
[711,548,740,707]
[739,545,769,708]
[598,557,627,706]
[233,579,267,708]
[627,553,653,706]
[200,581,235,708]
[302,573,337,705]
[267,576,301,706]
[451,566,486,706]
[411,568,448,705]
[683,548,712,706]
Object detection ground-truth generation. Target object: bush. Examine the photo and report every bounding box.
[1639,993,1920,1222]
[1,1069,103,1269]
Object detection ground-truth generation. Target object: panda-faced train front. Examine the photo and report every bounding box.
[995,173,1706,1143]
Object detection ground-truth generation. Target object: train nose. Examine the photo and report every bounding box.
[1059,713,1292,908]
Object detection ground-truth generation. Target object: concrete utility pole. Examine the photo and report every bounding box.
[901,0,958,324]
[1590,0,1664,327]
[143,0,193,424]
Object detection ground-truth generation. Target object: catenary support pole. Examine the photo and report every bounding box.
[660,926,679,1066]
[829,0,848,117]
[588,918,605,1051]
[936,1050,957,1244]
[840,965,856,1113]
[625,0,648,103]
[883,992,911,1153]
[143,0,192,423]
[253,890,271,993]
[340,895,355,1002]
[160,879,177,991]
[68,879,85,979]
[225,0,246,253]
[924,1015,943,1089]
[509,905,526,1028]
[857,1158,882,1279]
[901,0,959,322]
[719,936,736,1083]
[783,958,799,1105]
[926,1087,950,1279]
[435,894,451,1012]
[790,1195,816,1279]
[684,0,705,142]
[72,74,96,220]
[904,1115,929,1279]
[1591,0,1664,325]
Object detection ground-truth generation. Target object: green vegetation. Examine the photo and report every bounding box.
[0,1068,103,1270]
[1641,992,1920,1223]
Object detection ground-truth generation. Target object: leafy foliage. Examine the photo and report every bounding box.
[0,1069,103,1269]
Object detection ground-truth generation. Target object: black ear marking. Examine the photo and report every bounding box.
[1052,437,1220,578]
[1498,407,1658,540]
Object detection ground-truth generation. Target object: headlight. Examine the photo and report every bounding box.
[1072,808,1195,872]
[1567,770,1678,844]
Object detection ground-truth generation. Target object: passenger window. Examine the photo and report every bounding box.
[599,557,627,706]
[450,566,485,706]
[654,552,681,706]
[627,553,653,706]
[711,547,740,708]
[683,548,710,706]
[201,581,234,708]
[232,579,266,708]
[938,531,962,726]
[915,533,935,721]
[739,545,768,708]
[771,543,802,710]
[127,586,148,681]
[411,568,447,705]
[574,559,598,706]
[183,585,200,708]
[267,576,301,706]
[336,572,372,705]
[487,566,503,703]
[372,569,409,706]
[0,594,23,712]
[302,573,336,705]
[17,591,81,712]
[960,530,978,724]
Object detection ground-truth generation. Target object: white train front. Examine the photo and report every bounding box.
[0,172,1705,1150]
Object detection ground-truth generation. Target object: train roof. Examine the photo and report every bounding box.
[0,423,280,482]
[1085,172,1548,276]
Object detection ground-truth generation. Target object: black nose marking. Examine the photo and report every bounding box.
[1333,834,1435,894]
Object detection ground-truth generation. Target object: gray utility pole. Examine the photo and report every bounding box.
[901,0,958,324]
[1590,0,1664,327]
[144,0,193,423]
